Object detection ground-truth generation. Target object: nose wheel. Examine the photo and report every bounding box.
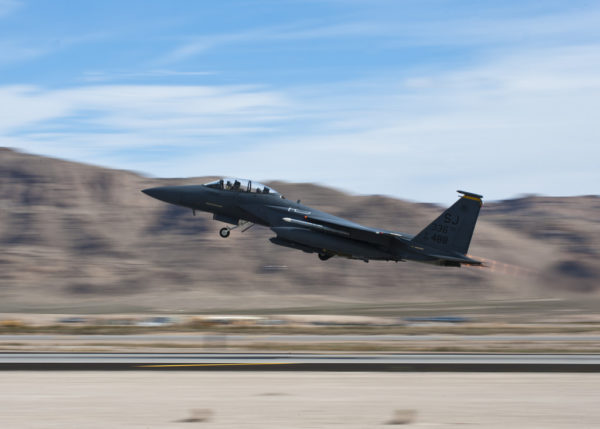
[219,220,254,238]
[318,252,333,261]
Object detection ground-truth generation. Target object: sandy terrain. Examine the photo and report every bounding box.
[3,148,600,315]
[1,371,598,428]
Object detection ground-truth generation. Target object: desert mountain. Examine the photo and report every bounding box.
[1,147,599,313]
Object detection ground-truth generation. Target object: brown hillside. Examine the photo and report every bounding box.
[1,148,599,313]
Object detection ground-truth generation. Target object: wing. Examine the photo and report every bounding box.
[281,212,411,248]
[236,201,410,249]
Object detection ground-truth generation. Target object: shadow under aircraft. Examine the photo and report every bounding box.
[143,178,483,266]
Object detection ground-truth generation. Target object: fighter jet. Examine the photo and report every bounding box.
[142,178,483,266]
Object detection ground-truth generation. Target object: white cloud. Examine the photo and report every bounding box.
[155,4,600,66]
[0,86,72,130]
[155,21,392,65]
[2,41,600,204]
[0,84,288,132]
[0,83,292,168]
[146,44,600,203]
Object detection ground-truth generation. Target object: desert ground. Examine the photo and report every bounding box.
[1,371,598,428]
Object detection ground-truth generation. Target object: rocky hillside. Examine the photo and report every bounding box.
[1,148,599,313]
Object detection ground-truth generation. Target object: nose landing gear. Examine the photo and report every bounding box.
[318,252,333,261]
[218,220,254,238]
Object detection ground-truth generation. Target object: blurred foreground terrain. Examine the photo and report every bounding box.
[3,372,599,429]
[1,147,600,314]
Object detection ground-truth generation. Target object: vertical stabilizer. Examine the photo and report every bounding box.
[412,190,483,255]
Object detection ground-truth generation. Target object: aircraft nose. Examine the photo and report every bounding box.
[141,186,182,205]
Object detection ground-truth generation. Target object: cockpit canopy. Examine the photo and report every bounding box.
[203,178,281,197]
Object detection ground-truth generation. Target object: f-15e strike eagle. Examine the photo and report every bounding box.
[143,178,483,266]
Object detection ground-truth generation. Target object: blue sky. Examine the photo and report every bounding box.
[1,0,599,203]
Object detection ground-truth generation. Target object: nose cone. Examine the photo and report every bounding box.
[141,186,182,205]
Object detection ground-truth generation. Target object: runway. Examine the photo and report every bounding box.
[4,333,600,342]
[2,353,599,371]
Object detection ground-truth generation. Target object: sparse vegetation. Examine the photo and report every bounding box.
[2,321,600,336]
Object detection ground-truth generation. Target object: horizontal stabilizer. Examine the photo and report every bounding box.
[428,253,483,266]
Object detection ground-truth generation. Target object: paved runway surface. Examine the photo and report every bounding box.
[2,353,599,371]
[4,333,600,342]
